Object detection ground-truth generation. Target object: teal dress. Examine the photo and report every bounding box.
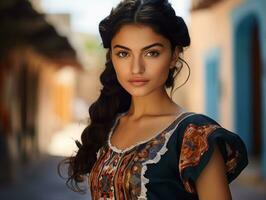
[88,111,248,199]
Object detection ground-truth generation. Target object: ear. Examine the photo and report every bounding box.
[170,47,179,69]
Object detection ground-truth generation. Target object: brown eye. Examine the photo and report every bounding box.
[146,51,160,57]
[116,51,129,58]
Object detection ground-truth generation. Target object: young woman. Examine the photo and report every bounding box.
[58,0,248,199]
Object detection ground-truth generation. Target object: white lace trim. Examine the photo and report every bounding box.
[107,111,129,153]
[96,148,101,159]
[138,112,196,199]
[108,108,188,154]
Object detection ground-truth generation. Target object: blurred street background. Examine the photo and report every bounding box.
[0,0,266,199]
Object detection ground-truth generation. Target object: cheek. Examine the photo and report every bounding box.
[112,60,129,83]
[149,58,171,81]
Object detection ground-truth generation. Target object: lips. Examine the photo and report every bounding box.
[128,79,149,82]
[128,79,149,87]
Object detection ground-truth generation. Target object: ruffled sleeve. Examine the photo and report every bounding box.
[178,114,248,193]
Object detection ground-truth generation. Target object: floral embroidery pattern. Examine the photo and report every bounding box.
[89,114,184,200]
[179,124,220,168]
[89,134,168,199]
[224,143,240,174]
[179,123,240,193]
[179,123,220,193]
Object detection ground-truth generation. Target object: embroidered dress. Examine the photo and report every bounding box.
[88,110,248,200]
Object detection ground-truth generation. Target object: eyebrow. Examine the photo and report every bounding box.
[113,43,164,51]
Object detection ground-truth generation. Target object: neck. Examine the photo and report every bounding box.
[127,87,183,120]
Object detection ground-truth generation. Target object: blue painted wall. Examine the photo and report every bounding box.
[231,0,266,178]
[204,48,221,122]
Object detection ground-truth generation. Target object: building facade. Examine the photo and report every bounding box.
[182,0,266,178]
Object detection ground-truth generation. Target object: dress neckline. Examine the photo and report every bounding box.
[107,108,189,154]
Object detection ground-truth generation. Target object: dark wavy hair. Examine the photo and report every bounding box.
[58,0,191,193]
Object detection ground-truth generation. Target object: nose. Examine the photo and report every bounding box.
[131,54,145,74]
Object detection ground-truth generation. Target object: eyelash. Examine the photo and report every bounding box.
[116,51,128,58]
[115,50,160,58]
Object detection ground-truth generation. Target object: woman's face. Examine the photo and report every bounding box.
[111,24,179,96]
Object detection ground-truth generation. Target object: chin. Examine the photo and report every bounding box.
[126,86,156,97]
[129,91,149,97]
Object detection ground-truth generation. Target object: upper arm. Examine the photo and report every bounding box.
[195,143,232,200]
[178,115,248,198]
